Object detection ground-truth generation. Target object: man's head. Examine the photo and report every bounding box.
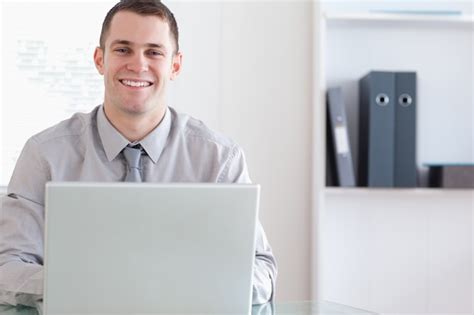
[93,0,182,124]
[100,0,179,54]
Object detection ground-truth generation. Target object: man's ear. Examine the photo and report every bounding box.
[170,52,182,80]
[94,47,105,75]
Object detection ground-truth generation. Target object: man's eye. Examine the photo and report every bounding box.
[115,48,129,54]
[148,50,163,56]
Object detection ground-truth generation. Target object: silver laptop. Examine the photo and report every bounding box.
[44,182,260,315]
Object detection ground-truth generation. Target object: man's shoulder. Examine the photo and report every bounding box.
[29,106,99,145]
[170,107,237,150]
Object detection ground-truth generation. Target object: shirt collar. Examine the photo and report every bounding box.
[97,105,171,164]
[138,107,171,164]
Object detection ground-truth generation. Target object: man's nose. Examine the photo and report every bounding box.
[126,53,149,73]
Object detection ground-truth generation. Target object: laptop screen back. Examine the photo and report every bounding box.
[44,183,259,314]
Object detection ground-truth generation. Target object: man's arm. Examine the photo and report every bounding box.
[252,220,277,304]
[219,145,277,305]
[0,138,48,306]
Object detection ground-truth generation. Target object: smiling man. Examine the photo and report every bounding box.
[0,0,276,308]
[96,8,182,142]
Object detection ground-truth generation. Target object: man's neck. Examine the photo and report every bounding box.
[103,104,166,143]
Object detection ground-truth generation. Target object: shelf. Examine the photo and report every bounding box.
[323,12,474,25]
[323,187,474,196]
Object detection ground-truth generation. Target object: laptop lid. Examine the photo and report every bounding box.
[44,183,260,314]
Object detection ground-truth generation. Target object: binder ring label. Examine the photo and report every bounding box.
[375,93,390,106]
[398,93,413,107]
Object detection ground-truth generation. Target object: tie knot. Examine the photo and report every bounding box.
[123,145,143,168]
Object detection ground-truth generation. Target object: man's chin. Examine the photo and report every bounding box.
[122,104,147,114]
[116,101,151,114]
[119,101,163,116]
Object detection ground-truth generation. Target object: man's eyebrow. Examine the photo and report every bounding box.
[110,40,166,49]
[145,43,166,49]
[110,39,132,47]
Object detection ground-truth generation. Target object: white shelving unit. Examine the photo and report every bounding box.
[312,2,473,314]
[324,12,474,24]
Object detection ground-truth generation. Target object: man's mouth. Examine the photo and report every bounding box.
[119,79,153,88]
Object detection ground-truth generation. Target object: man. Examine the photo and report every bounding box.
[0,0,276,307]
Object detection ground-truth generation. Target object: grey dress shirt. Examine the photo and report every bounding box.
[0,105,277,307]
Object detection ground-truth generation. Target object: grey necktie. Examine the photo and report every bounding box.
[123,145,143,182]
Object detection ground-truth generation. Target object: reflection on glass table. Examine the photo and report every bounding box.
[0,300,377,314]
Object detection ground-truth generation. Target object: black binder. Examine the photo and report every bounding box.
[326,87,356,187]
[359,71,396,187]
[394,72,417,187]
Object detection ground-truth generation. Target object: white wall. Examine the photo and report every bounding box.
[168,1,314,301]
[219,2,313,301]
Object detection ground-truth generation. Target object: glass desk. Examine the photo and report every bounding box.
[0,301,376,314]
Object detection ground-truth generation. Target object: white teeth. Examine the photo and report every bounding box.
[121,79,151,87]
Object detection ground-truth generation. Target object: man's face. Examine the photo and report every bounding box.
[94,11,181,117]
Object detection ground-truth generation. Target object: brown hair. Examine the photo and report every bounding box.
[99,0,179,54]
